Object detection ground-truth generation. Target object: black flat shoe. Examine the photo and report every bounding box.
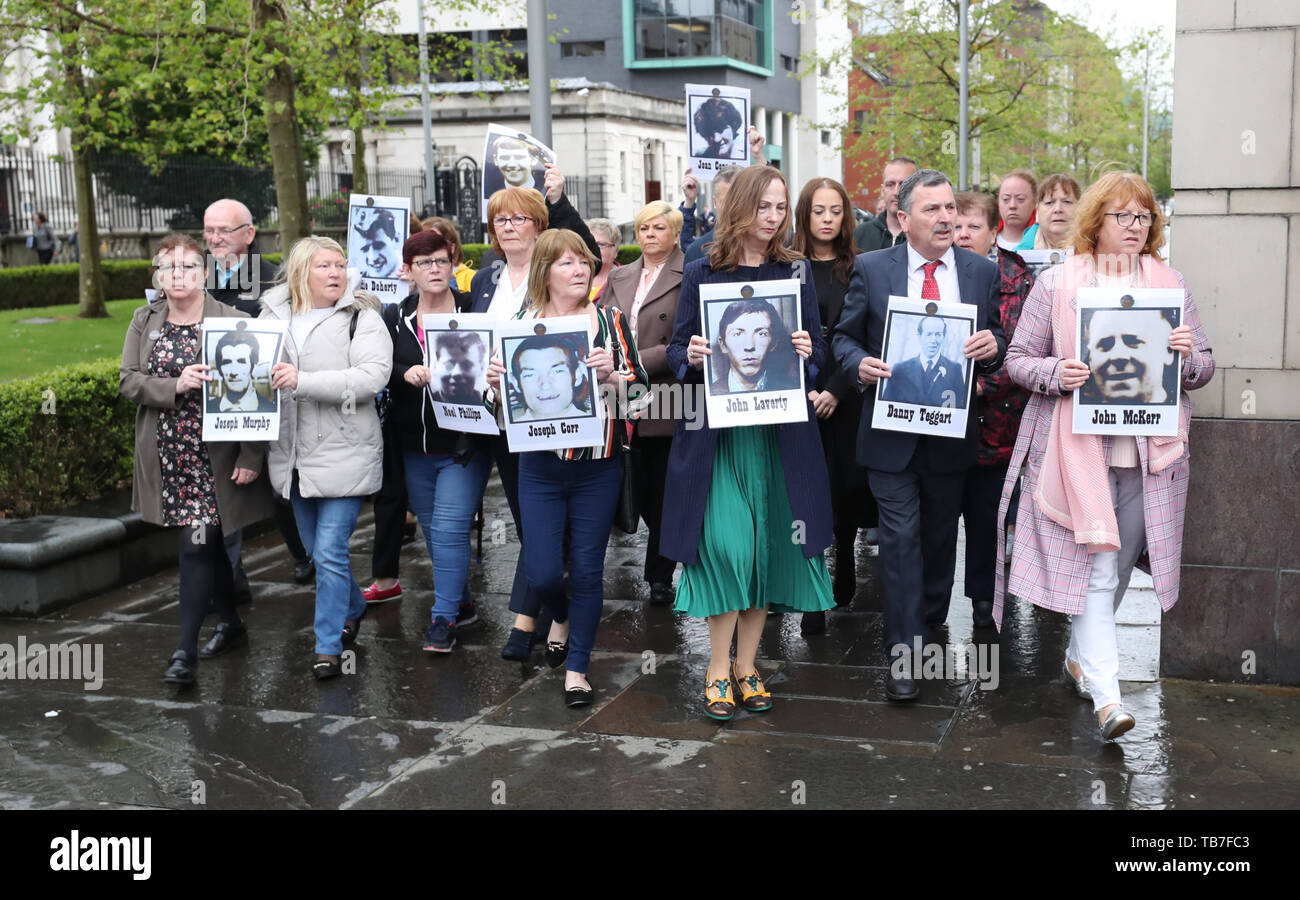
[500,628,536,661]
[564,682,594,708]
[199,622,247,659]
[800,610,826,636]
[292,558,315,585]
[312,656,342,681]
[341,607,368,644]
[885,671,919,702]
[163,650,196,685]
[545,640,570,669]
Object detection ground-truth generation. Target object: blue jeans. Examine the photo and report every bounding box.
[291,472,366,656]
[518,452,621,674]
[404,450,492,621]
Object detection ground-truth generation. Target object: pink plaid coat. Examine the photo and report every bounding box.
[992,262,1215,626]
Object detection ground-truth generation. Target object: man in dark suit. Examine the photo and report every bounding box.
[882,316,968,409]
[202,199,312,589]
[833,169,1006,702]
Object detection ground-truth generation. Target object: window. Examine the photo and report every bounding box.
[780,53,797,73]
[562,41,606,57]
[633,0,766,67]
[853,109,872,134]
[821,130,831,146]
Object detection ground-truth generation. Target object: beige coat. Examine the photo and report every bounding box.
[259,282,392,499]
[603,246,685,438]
[119,294,274,530]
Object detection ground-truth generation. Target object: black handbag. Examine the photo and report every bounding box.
[604,306,640,535]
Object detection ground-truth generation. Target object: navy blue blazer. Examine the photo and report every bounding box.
[659,257,833,565]
[832,243,1006,474]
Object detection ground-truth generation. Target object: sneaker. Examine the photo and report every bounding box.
[455,600,479,630]
[422,617,456,653]
[363,581,403,604]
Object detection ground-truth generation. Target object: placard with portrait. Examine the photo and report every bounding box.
[1073,287,1183,437]
[872,296,975,439]
[685,84,751,182]
[346,193,412,301]
[201,317,288,441]
[422,312,498,436]
[700,278,806,428]
[481,123,557,221]
[498,315,604,452]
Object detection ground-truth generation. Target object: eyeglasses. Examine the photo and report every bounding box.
[202,224,252,237]
[158,263,204,272]
[411,257,453,271]
[492,215,534,229]
[1105,211,1154,227]
[595,241,617,250]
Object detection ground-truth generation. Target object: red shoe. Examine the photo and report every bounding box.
[362,581,402,604]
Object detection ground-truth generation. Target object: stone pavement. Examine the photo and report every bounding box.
[1,477,1297,810]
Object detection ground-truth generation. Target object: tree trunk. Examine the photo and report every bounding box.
[255,0,310,244]
[58,13,106,318]
[351,121,367,194]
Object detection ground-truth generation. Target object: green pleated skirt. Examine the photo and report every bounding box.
[674,425,833,618]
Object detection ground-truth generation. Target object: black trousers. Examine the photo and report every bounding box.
[633,433,677,586]
[178,522,238,658]
[371,424,408,580]
[868,441,967,655]
[961,461,1007,605]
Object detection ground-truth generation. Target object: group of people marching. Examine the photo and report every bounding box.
[121,140,1213,743]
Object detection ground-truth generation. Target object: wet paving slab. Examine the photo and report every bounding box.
[2,494,1297,809]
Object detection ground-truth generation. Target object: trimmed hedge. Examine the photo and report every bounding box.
[0,261,155,312]
[0,243,643,313]
[0,358,135,517]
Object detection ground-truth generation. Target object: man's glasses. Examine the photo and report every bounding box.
[411,258,453,271]
[492,215,534,229]
[203,224,252,237]
[1105,211,1154,227]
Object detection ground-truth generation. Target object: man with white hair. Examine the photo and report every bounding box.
[203,198,281,316]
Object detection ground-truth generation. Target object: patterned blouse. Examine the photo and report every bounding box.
[148,321,219,526]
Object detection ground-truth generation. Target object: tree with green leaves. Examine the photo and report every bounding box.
[819,0,1152,190]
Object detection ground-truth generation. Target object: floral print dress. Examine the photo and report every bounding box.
[148,321,219,527]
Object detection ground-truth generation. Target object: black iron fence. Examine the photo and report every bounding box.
[0,148,608,254]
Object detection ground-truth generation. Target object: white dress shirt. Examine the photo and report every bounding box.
[905,243,960,303]
[487,268,529,322]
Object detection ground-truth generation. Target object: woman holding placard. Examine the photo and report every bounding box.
[994,172,1214,741]
[486,229,647,707]
[663,165,835,722]
[790,177,875,635]
[382,228,492,653]
[120,233,273,685]
[262,236,393,681]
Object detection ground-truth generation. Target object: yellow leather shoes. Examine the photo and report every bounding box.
[732,664,773,713]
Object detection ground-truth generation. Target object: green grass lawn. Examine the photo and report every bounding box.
[1,298,146,382]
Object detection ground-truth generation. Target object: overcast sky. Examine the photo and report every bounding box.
[1044,0,1176,47]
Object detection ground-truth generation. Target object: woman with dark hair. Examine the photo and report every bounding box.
[32,211,57,265]
[120,233,273,684]
[708,297,800,393]
[790,176,876,634]
[995,172,1213,741]
[663,165,835,721]
[383,228,492,652]
[486,228,648,706]
[422,216,476,292]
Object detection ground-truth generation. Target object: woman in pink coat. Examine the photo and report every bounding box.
[993,172,1214,742]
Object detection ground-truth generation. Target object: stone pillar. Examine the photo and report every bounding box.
[1164,0,1300,685]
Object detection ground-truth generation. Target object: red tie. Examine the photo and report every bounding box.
[921,260,942,301]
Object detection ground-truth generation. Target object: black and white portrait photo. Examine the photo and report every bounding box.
[481,123,557,219]
[699,279,806,428]
[872,297,975,440]
[498,316,605,452]
[685,84,751,182]
[1072,288,1184,437]
[879,313,970,410]
[202,317,287,441]
[422,313,498,436]
[346,193,412,300]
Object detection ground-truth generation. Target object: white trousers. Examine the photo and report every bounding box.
[1066,466,1147,712]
